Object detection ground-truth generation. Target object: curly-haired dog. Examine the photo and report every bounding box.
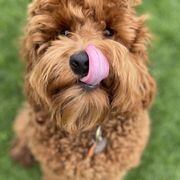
[11,0,156,179]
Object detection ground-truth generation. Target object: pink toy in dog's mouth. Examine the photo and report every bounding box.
[80,45,109,86]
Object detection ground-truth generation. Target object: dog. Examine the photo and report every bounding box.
[11,0,156,179]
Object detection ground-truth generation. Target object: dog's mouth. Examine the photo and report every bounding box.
[51,80,99,97]
[78,81,99,91]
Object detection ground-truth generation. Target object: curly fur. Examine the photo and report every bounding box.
[11,0,156,179]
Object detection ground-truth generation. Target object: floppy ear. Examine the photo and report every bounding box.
[20,0,57,69]
[110,53,156,116]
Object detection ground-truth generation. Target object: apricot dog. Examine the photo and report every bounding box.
[11,0,156,179]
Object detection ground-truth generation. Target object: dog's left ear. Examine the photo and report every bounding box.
[110,55,156,117]
[135,58,156,109]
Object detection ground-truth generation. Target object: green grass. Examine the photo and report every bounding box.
[0,0,180,179]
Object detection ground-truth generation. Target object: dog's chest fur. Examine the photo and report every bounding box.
[26,109,149,179]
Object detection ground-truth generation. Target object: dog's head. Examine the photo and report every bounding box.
[23,0,156,133]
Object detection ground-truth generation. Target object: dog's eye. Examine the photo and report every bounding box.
[103,28,114,37]
[59,30,71,37]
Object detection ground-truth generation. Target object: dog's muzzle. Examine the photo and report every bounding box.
[70,44,110,86]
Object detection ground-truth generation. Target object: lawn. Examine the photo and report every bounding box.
[0,0,180,179]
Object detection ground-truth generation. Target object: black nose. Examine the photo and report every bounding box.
[70,51,89,76]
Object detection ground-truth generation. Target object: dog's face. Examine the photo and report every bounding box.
[23,0,155,133]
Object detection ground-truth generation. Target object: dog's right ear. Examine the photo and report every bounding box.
[20,0,39,66]
[20,0,55,69]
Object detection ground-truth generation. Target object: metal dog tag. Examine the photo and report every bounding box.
[94,126,107,154]
[94,138,107,154]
